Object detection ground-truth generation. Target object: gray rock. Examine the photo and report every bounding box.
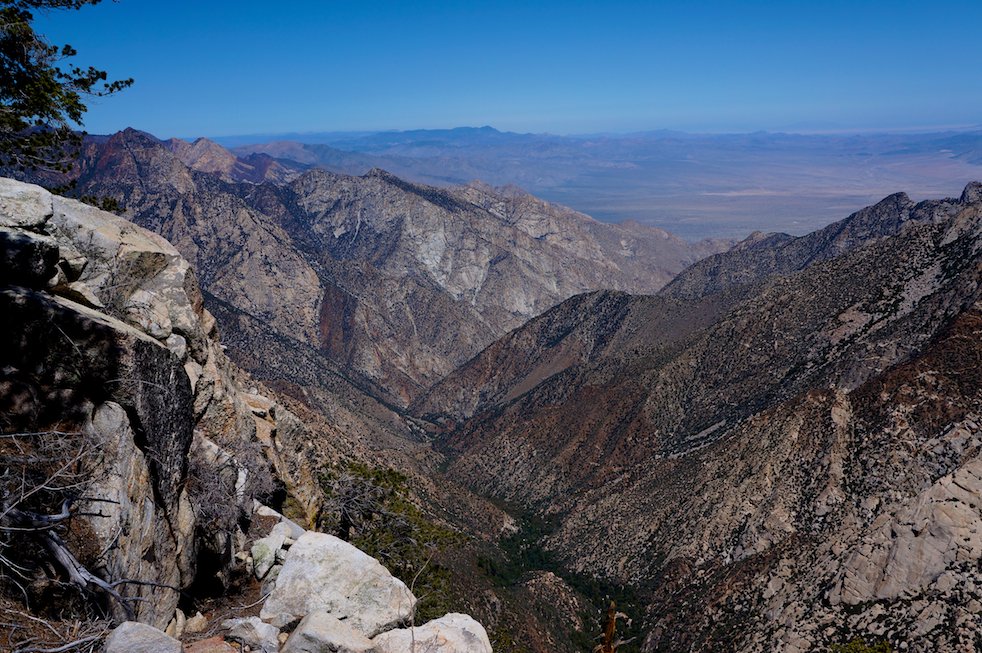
[165,333,188,361]
[961,181,982,205]
[270,519,295,541]
[260,531,416,635]
[261,563,282,596]
[0,177,283,627]
[0,288,195,627]
[0,177,52,229]
[280,611,374,653]
[252,538,282,580]
[371,613,493,653]
[53,279,104,309]
[55,238,87,280]
[830,458,982,605]
[252,521,292,579]
[222,616,280,653]
[104,621,181,653]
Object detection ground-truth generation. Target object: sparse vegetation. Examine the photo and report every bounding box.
[475,508,643,653]
[186,437,275,538]
[830,638,893,652]
[0,426,135,625]
[318,461,462,622]
[77,194,123,214]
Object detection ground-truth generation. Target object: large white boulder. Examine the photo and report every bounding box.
[260,531,416,636]
[103,621,181,653]
[0,177,52,229]
[371,613,493,653]
[280,610,374,653]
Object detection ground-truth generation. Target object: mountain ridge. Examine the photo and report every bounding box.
[419,186,972,422]
[11,126,982,650]
[23,127,730,405]
[423,182,982,651]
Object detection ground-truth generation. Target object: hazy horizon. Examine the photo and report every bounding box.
[190,122,982,147]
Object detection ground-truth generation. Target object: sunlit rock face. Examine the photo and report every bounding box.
[0,178,286,628]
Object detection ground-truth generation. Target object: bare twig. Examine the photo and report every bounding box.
[0,608,62,639]
[13,633,103,653]
[233,590,272,611]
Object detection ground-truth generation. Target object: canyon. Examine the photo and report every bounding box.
[4,130,982,652]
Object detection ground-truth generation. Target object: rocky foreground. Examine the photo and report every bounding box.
[0,177,491,652]
[105,504,492,653]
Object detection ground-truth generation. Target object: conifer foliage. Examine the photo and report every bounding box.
[0,0,131,172]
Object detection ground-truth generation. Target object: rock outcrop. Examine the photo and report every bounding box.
[1,180,204,627]
[260,531,417,634]
[0,178,315,629]
[1,175,494,652]
[206,504,492,653]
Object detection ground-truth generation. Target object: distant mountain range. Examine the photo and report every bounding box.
[34,128,728,406]
[426,182,982,651]
[219,126,982,238]
[8,127,982,651]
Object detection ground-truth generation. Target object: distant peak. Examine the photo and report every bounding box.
[961,181,982,205]
[877,191,912,206]
[364,167,398,180]
[741,230,784,243]
[118,127,157,140]
[110,127,162,147]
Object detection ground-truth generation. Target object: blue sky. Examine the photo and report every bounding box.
[35,0,982,138]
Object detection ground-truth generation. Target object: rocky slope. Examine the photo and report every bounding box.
[427,183,982,651]
[20,126,982,651]
[0,177,498,652]
[419,189,965,421]
[9,128,630,650]
[163,136,306,184]
[25,128,729,405]
[660,189,958,301]
[2,177,251,626]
